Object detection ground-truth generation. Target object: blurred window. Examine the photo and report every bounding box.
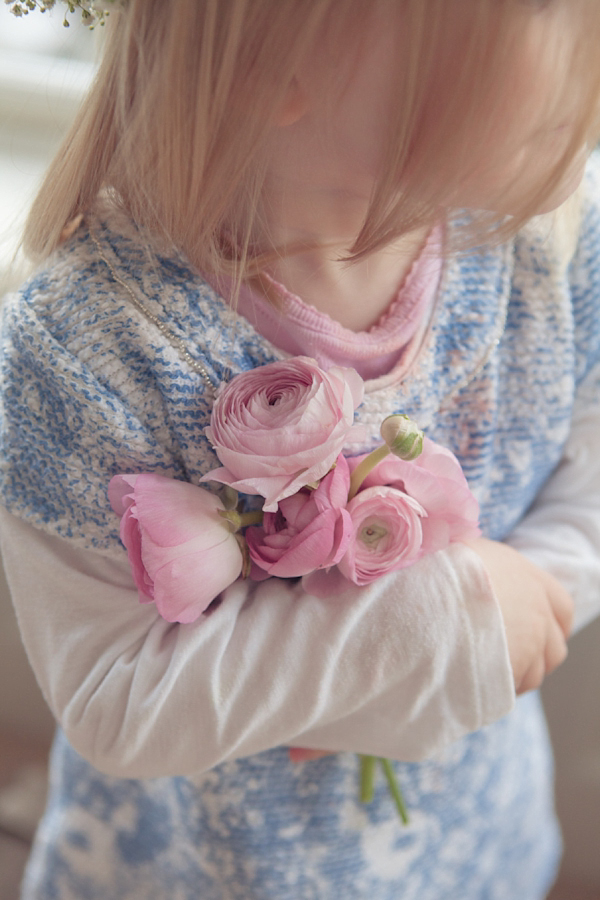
[0,4,97,130]
[0,5,98,283]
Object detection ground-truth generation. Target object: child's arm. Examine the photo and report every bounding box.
[466,538,572,694]
[0,506,515,777]
[503,363,600,634]
[296,352,600,768]
[0,248,518,780]
[464,368,600,691]
[293,539,573,762]
[465,363,600,696]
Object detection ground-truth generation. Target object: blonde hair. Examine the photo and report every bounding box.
[23,0,600,282]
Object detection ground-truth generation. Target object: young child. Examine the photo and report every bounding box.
[2,0,600,897]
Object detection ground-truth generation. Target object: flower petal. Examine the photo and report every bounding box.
[152,542,243,623]
[203,357,364,510]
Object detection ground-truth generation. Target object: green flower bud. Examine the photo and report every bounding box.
[380,414,424,461]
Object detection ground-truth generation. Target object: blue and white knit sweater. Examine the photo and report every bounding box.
[1,152,600,898]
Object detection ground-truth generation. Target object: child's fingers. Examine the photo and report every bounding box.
[516,657,546,695]
[543,571,574,638]
[516,616,568,695]
[544,615,569,675]
[288,747,332,763]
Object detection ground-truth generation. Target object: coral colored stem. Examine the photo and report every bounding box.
[348,444,391,501]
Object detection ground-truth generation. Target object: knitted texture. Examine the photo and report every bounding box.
[24,694,559,900]
[1,162,599,553]
[3,156,600,900]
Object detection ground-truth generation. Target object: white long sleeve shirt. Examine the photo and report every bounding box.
[0,513,512,776]
[2,356,600,782]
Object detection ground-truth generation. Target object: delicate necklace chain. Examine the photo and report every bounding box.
[89,227,215,392]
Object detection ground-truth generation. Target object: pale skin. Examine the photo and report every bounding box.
[255,2,585,757]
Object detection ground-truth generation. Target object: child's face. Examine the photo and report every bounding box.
[312,1,592,218]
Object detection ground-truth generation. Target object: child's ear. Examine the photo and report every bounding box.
[275,77,309,127]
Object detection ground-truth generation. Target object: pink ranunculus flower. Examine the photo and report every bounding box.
[337,486,428,586]
[202,356,364,512]
[303,436,480,597]
[108,474,244,624]
[350,436,481,553]
[246,454,353,578]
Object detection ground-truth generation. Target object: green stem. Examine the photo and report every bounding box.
[238,510,264,527]
[219,508,264,531]
[348,444,391,501]
[379,758,410,825]
[359,755,377,803]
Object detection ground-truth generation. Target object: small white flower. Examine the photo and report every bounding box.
[5,0,122,27]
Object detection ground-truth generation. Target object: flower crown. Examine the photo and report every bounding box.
[5,0,121,26]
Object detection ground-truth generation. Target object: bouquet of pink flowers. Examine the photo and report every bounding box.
[108,356,481,822]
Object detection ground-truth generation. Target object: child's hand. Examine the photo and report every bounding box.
[288,539,573,763]
[467,537,574,695]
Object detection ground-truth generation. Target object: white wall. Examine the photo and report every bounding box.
[0,3,95,292]
[542,620,600,886]
[0,564,54,743]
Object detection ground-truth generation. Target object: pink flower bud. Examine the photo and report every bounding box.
[337,486,427,585]
[246,455,353,577]
[108,474,243,623]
